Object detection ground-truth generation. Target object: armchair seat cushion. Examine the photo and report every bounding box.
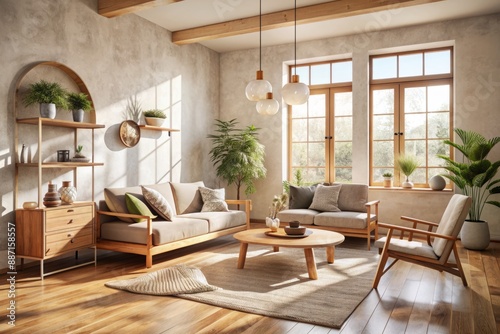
[314,212,377,229]
[374,237,438,259]
[277,209,318,225]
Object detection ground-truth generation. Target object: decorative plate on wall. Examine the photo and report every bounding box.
[119,120,141,147]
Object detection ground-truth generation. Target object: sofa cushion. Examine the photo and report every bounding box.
[100,218,209,246]
[198,187,229,212]
[125,193,157,222]
[142,186,174,221]
[313,211,377,229]
[276,209,318,225]
[170,181,205,214]
[331,183,368,212]
[309,184,342,212]
[179,211,246,232]
[104,186,143,223]
[289,185,317,209]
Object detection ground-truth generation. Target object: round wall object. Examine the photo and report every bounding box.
[429,175,446,190]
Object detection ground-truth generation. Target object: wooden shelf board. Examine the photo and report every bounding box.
[17,162,104,168]
[17,117,105,129]
[138,124,180,132]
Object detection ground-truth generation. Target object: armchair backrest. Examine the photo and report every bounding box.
[432,194,472,258]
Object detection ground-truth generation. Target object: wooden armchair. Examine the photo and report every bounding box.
[372,194,472,289]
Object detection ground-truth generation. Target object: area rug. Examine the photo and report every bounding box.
[107,242,378,329]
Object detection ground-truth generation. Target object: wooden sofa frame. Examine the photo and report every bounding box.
[96,199,252,268]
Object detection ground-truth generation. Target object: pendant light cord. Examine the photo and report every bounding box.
[293,0,297,75]
[259,0,262,71]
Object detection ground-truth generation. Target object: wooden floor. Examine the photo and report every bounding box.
[2,228,500,334]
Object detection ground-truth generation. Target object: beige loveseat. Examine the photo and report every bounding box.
[96,181,251,267]
[277,183,379,250]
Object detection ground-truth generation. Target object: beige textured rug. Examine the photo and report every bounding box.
[183,242,378,328]
[106,241,378,328]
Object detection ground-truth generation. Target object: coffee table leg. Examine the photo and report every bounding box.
[326,246,334,264]
[237,242,248,269]
[304,248,318,280]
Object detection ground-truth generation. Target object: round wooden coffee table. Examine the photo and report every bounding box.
[233,228,345,280]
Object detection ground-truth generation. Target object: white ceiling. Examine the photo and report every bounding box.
[136,0,500,53]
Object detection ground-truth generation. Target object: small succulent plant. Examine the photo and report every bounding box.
[75,145,85,158]
[143,109,166,119]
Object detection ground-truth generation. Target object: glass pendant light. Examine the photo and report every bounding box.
[245,0,272,102]
[282,0,309,105]
[256,92,279,115]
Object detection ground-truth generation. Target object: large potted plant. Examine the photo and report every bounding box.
[208,118,266,200]
[438,128,500,250]
[23,80,68,119]
[397,154,420,188]
[67,92,92,122]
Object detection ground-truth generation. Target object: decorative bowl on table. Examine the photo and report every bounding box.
[284,226,306,235]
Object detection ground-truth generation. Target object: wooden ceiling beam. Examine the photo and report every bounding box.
[98,0,183,18]
[172,0,444,45]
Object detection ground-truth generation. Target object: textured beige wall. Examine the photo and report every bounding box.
[0,0,219,269]
[220,14,500,238]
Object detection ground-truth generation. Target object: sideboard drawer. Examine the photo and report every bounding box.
[45,227,94,256]
[46,206,93,232]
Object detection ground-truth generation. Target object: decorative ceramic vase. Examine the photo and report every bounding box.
[265,217,280,232]
[72,109,84,122]
[460,220,490,250]
[429,175,446,190]
[43,183,61,207]
[402,176,413,189]
[58,181,77,204]
[40,103,56,119]
[20,144,27,163]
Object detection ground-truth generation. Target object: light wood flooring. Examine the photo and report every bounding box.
[2,227,500,334]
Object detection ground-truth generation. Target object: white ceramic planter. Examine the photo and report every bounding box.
[145,117,165,127]
[460,220,490,250]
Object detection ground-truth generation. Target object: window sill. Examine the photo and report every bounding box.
[369,186,453,193]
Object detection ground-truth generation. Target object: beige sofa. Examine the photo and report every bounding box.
[277,183,379,250]
[96,181,251,267]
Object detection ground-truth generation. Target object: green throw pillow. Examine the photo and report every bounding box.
[125,193,157,223]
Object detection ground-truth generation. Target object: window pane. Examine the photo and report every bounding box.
[425,50,451,75]
[404,87,426,113]
[428,139,449,166]
[428,112,449,138]
[310,64,330,85]
[292,102,307,118]
[334,92,352,116]
[373,115,394,140]
[373,89,394,114]
[335,168,352,182]
[428,85,450,111]
[372,56,397,79]
[308,94,326,117]
[334,142,352,166]
[373,141,394,166]
[332,61,352,83]
[399,53,423,77]
[374,168,395,181]
[309,118,325,141]
[411,168,426,183]
[308,143,325,166]
[405,140,426,158]
[334,117,352,141]
[405,114,426,139]
[294,66,309,85]
[292,119,307,142]
[304,168,325,184]
[291,143,307,166]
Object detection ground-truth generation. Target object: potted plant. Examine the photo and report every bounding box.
[23,80,68,119]
[438,128,500,250]
[382,172,393,188]
[71,145,90,162]
[397,154,419,188]
[143,109,166,127]
[67,92,92,122]
[266,193,288,231]
[208,118,266,200]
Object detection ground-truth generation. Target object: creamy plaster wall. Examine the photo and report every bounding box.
[0,0,219,270]
[220,14,500,238]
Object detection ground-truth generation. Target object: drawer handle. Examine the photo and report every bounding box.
[70,239,75,244]
[68,219,73,224]
[67,209,75,213]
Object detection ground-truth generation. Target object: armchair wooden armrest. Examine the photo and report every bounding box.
[378,222,456,241]
[400,216,438,244]
[365,200,380,207]
[225,199,252,229]
[96,210,153,248]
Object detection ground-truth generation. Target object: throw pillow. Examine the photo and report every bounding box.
[170,181,205,214]
[198,187,229,212]
[289,185,317,209]
[309,184,342,212]
[125,193,157,223]
[141,186,174,221]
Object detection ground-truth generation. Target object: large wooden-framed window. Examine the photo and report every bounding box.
[370,47,454,188]
[288,59,352,184]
